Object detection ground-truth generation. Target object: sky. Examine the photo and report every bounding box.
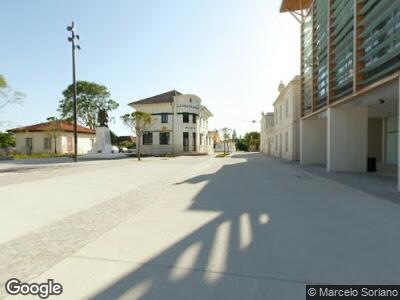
[0,0,300,136]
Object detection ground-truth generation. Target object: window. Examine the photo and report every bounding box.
[161,114,168,123]
[192,114,197,124]
[183,113,189,123]
[159,132,169,145]
[25,137,33,148]
[285,132,289,152]
[67,137,73,151]
[275,135,278,151]
[193,133,196,151]
[279,106,282,121]
[44,137,52,150]
[143,132,153,145]
[285,101,289,118]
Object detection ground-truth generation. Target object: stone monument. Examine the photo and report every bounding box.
[83,110,125,159]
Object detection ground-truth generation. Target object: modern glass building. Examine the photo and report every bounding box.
[281,0,400,190]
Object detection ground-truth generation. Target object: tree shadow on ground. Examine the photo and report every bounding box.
[90,153,400,300]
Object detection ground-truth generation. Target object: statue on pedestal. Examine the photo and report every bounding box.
[98,109,109,127]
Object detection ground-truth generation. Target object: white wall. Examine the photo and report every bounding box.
[15,132,95,155]
[132,94,213,154]
[327,106,368,172]
[300,118,327,164]
[261,77,301,160]
[15,132,63,154]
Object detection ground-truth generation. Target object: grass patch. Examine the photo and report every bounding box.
[12,153,75,160]
[216,153,230,158]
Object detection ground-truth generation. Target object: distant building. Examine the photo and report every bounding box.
[129,90,214,155]
[260,76,301,160]
[208,130,221,148]
[8,121,95,155]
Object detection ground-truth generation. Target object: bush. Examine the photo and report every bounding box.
[12,153,75,160]
[118,140,135,149]
[0,132,15,147]
[235,141,248,151]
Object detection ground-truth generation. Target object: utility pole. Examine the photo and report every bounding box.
[67,21,81,162]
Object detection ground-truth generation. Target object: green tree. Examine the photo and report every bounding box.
[0,132,15,148]
[0,75,6,88]
[243,131,260,151]
[109,130,119,145]
[220,127,232,155]
[0,74,24,115]
[232,129,237,142]
[118,140,135,149]
[58,81,119,129]
[45,117,63,154]
[121,111,153,161]
[235,136,248,151]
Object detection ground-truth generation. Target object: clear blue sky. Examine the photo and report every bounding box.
[0,0,299,136]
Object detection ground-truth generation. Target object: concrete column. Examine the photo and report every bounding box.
[327,106,368,172]
[300,118,327,164]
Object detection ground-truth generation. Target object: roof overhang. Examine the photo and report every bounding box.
[201,105,213,117]
[280,0,313,12]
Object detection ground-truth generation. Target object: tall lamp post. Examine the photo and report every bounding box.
[67,21,80,162]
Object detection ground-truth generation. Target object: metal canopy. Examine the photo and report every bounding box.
[280,0,313,12]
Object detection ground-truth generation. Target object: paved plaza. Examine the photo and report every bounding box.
[0,153,399,299]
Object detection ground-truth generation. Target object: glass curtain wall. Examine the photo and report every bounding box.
[359,0,400,86]
[302,11,313,115]
[330,0,354,102]
[313,0,328,109]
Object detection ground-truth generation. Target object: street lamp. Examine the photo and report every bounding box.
[67,21,81,162]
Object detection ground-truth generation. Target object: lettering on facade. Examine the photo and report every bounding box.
[177,104,199,110]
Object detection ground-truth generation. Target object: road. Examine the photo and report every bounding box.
[1,153,400,299]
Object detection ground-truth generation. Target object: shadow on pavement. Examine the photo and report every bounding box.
[90,153,400,299]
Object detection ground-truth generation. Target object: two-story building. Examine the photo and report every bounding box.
[260,76,301,160]
[281,0,400,190]
[128,90,213,155]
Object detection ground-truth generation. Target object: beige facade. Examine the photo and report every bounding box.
[8,121,96,155]
[13,131,95,155]
[260,76,301,161]
[129,90,213,155]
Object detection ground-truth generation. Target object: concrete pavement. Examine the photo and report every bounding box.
[1,153,400,299]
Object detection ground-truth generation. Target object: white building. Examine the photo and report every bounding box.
[129,90,213,155]
[8,121,96,155]
[260,76,301,160]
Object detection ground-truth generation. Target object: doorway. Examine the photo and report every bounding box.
[183,132,189,152]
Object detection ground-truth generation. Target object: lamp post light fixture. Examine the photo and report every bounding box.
[67,21,81,162]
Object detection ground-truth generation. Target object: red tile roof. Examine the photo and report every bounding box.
[8,121,96,134]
